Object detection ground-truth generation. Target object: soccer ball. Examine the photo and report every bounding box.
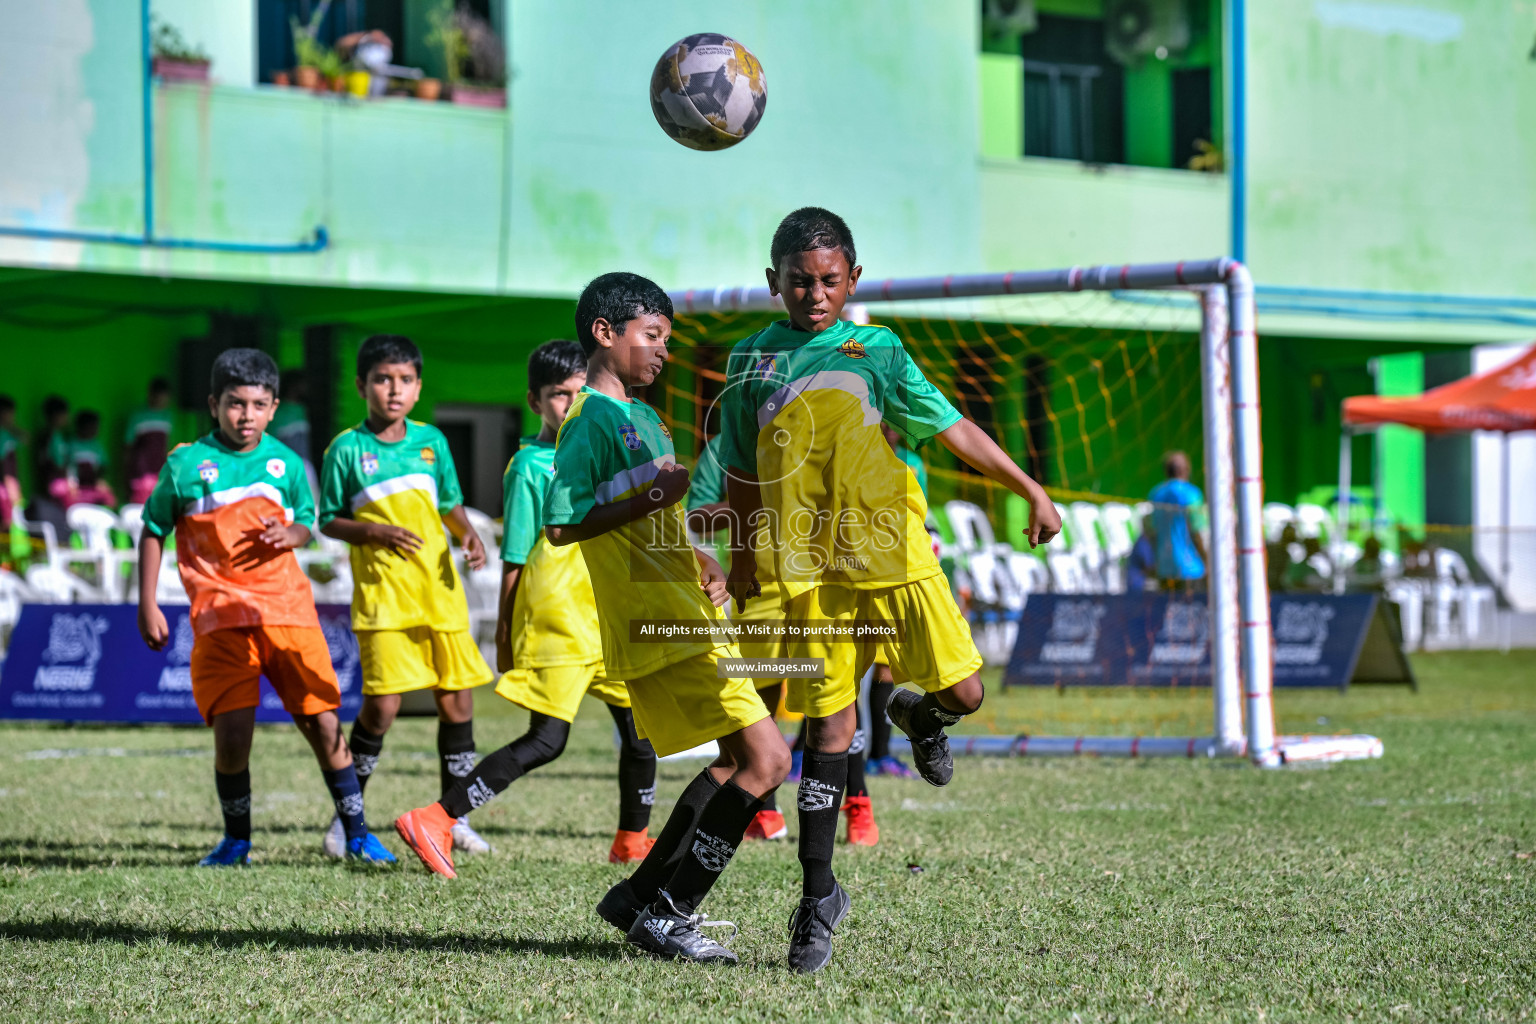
[649,33,767,151]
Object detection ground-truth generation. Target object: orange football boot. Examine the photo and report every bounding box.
[843,795,879,846]
[744,808,788,841]
[608,828,656,864]
[394,803,458,878]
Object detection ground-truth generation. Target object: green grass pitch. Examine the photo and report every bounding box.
[2,652,1533,1022]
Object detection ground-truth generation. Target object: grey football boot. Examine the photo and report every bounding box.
[626,890,739,964]
[596,877,647,933]
[786,882,851,974]
[886,687,956,787]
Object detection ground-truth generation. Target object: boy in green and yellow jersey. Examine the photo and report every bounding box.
[136,348,394,867]
[719,208,1063,972]
[318,335,494,860]
[395,341,659,878]
[529,273,787,964]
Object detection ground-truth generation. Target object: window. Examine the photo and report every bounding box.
[257,0,404,84]
[1022,16,1123,164]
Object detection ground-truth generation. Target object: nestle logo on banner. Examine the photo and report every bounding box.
[1040,600,1104,663]
[1150,601,1208,665]
[158,615,195,692]
[33,613,109,692]
[1273,602,1335,665]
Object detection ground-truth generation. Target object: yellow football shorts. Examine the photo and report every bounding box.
[356,627,494,697]
[734,583,785,664]
[784,574,983,719]
[495,661,629,723]
[623,645,771,758]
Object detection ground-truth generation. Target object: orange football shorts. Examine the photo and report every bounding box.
[190,625,342,724]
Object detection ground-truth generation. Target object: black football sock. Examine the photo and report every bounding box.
[322,765,367,843]
[215,769,251,841]
[627,770,721,904]
[906,691,969,739]
[439,712,568,820]
[660,779,763,915]
[846,701,869,799]
[797,749,848,899]
[348,723,384,794]
[606,704,657,832]
[437,719,477,800]
[869,678,894,759]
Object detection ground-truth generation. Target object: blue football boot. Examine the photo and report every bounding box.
[346,832,398,865]
[198,836,251,867]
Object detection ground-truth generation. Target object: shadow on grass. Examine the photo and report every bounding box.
[0,837,348,870]
[0,918,629,960]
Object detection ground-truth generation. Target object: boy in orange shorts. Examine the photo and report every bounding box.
[137,348,395,867]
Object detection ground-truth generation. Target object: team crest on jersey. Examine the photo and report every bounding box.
[657,421,672,440]
[360,452,378,476]
[266,458,286,479]
[420,447,436,465]
[838,339,867,359]
[619,425,642,451]
[751,354,778,380]
[197,460,219,485]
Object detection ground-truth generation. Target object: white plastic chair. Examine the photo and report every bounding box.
[156,550,191,605]
[943,500,1002,554]
[25,564,100,604]
[1384,579,1424,650]
[1047,551,1088,594]
[1294,503,1331,540]
[1262,502,1296,543]
[1067,501,1108,583]
[462,507,502,550]
[0,568,34,646]
[1099,502,1137,561]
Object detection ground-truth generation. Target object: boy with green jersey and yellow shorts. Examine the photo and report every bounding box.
[720,208,1063,973]
[318,335,494,859]
[394,341,659,878]
[541,272,789,965]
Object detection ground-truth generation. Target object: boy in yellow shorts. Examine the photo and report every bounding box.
[489,272,786,964]
[720,208,1062,972]
[136,348,395,866]
[394,341,658,877]
[318,335,493,858]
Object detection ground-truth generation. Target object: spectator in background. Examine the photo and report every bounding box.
[1125,514,1157,592]
[0,395,23,532]
[1346,535,1387,591]
[272,369,319,499]
[68,409,116,508]
[1267,522,1299,591]
[1148,450,1207,591]
[28,395,73,540]
[125,377,174,504]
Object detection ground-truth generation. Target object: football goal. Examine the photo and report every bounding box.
[662,259,1382,767]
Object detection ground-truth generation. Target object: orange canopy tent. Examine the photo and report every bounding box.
[1337,344,1535,589]
[1342,345,1536,433]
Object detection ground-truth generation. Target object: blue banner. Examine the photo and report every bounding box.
[0,604,361,723]
[1004,593,1379,690]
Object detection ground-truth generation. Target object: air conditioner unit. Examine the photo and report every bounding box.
[1104,0,1190,67]
[984,0,1038,37]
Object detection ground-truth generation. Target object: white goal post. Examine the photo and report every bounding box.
[669,258,1383,767]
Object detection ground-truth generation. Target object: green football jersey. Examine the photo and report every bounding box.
[319,420,469,632]
[718,319,960,596]
[547,387,728,680]
[685,434,727,512]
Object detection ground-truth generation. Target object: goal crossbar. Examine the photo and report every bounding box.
[669,258,1384,767]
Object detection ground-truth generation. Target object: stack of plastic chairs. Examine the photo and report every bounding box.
[943,500,1030,664]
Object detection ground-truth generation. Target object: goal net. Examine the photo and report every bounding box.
[653,260,1381,767]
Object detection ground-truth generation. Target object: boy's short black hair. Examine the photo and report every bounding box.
[357,335,422,378]
[148,377,170,397]
[770,206,856,272]
[528,340,588,393]
[75,409,100,430]
[210,348,280,399]
[574,272,674,358]
[42,395,69,420]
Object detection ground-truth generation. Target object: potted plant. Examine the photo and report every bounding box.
[424,0,467,102]
[448,6,506,108]
[151,16,210,83]
[318,47,347,91]
[290,1,331,92]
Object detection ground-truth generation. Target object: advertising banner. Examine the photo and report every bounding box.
[1004,593,1382,690]
[0,604,362,723]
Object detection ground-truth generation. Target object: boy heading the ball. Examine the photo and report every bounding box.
[546,272,789,965]
[318,336,494,859]
[136,348,394,867]
[394,340,660,877]
[718,207,1062,972]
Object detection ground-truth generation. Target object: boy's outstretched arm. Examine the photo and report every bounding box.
[724,470,764,613]
[442,505,487,571]
[137,534,170,650]
[544,462,691,546]
[936,418,1062,547]
[494,562,523,673]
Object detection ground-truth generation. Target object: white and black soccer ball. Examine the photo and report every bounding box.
[649,33,767,152]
